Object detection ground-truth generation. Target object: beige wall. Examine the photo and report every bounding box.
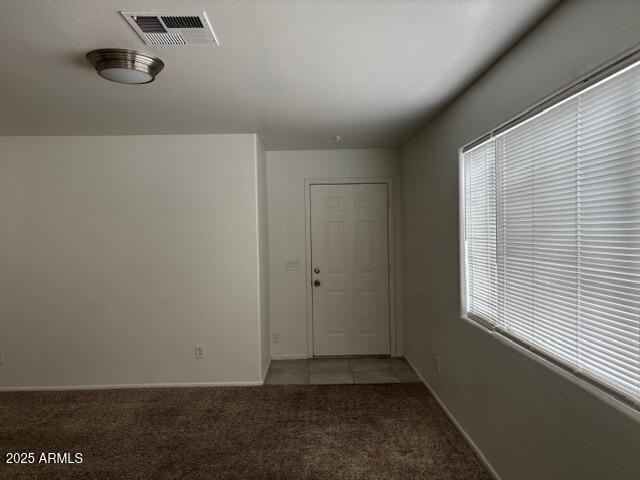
[266,149,402,358]
[0,134,265,388]
[256,136,271,378]
[403,1,640,479]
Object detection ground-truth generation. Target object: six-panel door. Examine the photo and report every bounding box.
[310,183,390,356]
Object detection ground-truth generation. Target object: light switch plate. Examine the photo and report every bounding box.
[285,259,301,271]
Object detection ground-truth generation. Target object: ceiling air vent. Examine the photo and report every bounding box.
[121,12,219,46]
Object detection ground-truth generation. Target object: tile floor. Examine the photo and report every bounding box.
[265,356,421,385]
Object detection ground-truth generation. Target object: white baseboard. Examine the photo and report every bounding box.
[404,356,502,480]
[0,380,264,392]
[270,354,309,360]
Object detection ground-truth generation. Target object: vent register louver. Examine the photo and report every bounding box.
[121,12,219,46]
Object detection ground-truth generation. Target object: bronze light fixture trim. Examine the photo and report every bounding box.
[86,48,164,84]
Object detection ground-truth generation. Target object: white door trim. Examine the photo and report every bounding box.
[304,177,398,358]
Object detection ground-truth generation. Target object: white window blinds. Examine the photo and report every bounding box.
[462,61,640,406]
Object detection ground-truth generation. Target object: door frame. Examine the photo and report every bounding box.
[304,177,398,358]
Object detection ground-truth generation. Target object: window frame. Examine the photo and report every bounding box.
[458,46,640,414]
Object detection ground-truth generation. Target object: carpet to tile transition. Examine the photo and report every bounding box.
[0,383,491,480]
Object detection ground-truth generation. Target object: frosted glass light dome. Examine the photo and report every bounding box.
[98,67,154,84]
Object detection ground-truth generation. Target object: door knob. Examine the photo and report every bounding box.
[313,280,321,287]
[313,267,320,274]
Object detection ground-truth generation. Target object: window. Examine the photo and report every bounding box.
[462,59,640,407]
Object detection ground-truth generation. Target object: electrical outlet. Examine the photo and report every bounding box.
[272,333,280,345]
[194,345,206,360]
[435,356,441,374]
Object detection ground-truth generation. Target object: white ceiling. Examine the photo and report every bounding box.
[0,0,555,149]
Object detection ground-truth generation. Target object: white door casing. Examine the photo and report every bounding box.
[310,183,390,356]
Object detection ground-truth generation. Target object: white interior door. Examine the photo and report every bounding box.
[310,183,390,356]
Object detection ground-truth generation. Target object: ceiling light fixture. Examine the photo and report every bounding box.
[86,48,164,84]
